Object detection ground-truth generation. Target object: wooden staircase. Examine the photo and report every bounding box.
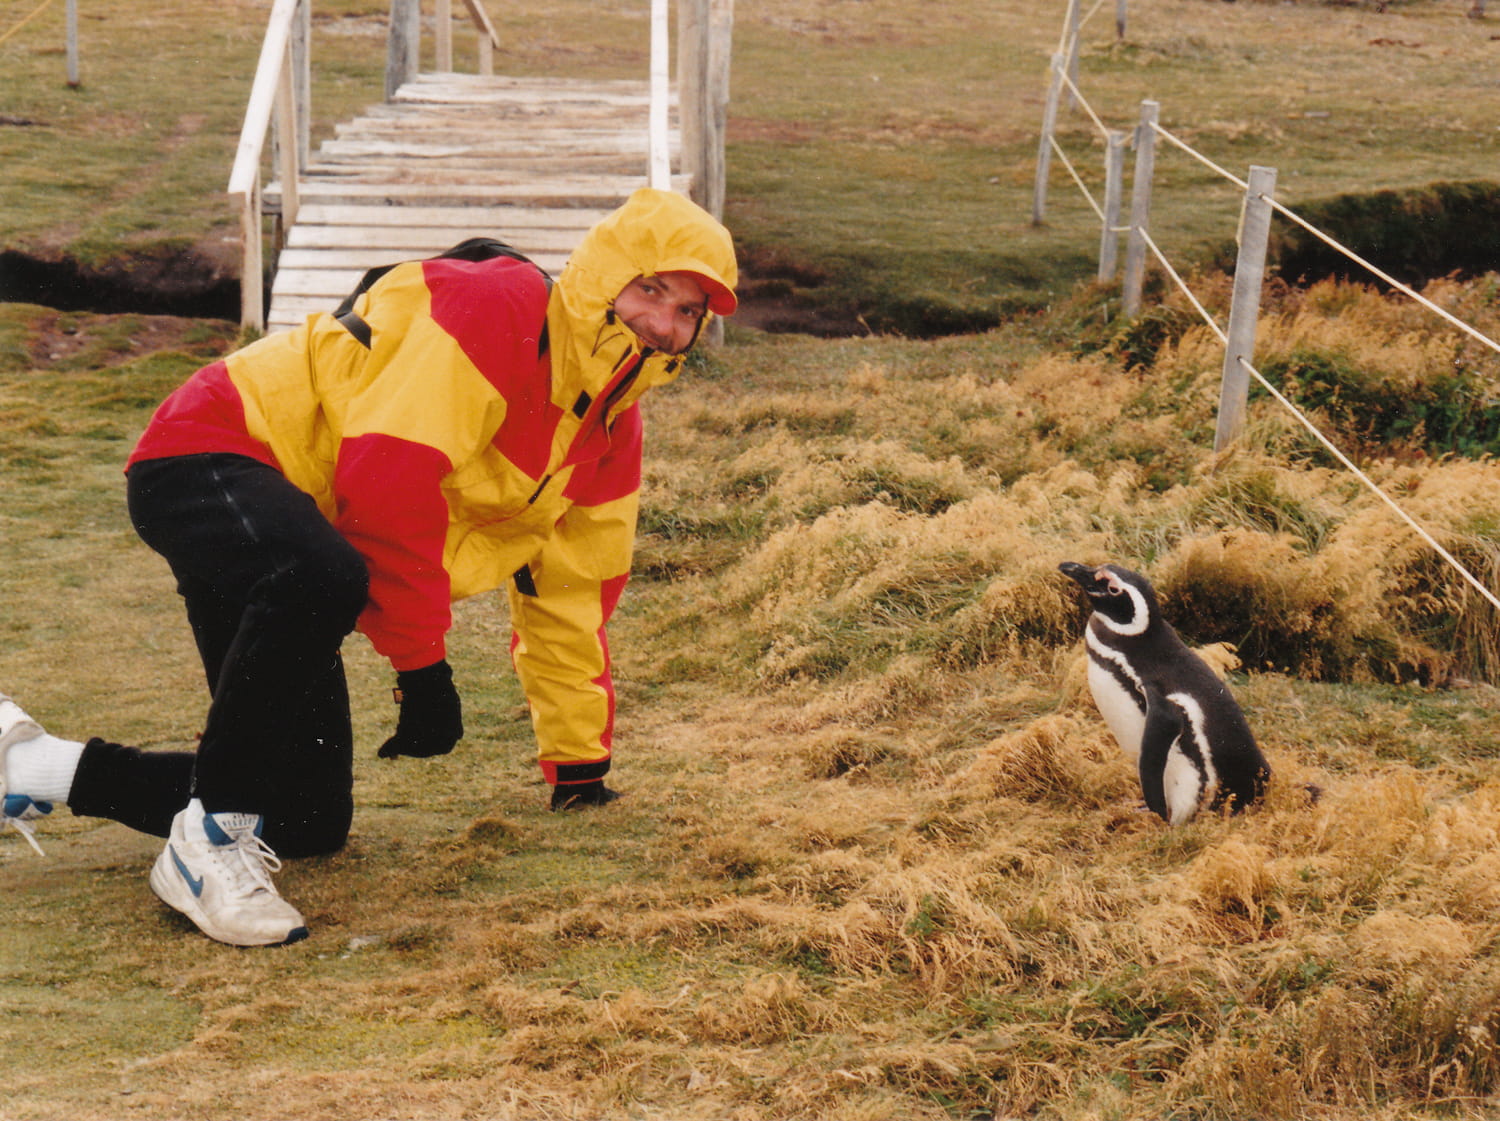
[265,72,682,333]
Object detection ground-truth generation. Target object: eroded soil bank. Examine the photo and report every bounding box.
[3,180,1497,335]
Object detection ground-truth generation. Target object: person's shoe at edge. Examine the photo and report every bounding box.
[0,692,52,856]
[149,798,308,947]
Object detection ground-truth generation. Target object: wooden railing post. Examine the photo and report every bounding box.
[238,177,264,331]
[274,45,300,232]
[704,0,732,221]
[1098,129,1126,282]
[460,0,498,74]
[293,0,310,167]
[678,0,732,343]
[1121,98,1158,316]
[1031,52,1063,226]
[386,0,420,100]
[679,0,731,221]
[649,0,671,189]
[230,0,302,330]
[1215,165,1277,451]
[436,0,454,72]
[679,0,704,197]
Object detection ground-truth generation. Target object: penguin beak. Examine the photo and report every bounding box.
[1058,561,1100,591]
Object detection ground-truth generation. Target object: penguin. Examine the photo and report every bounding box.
[1058,560,1271,825]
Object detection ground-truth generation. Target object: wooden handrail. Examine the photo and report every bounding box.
[460,0,500,74]
[229,0,306,330]
[426,0,501,76]
[234,0,729,331]
[649,0,670,189]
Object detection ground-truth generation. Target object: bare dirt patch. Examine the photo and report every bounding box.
[23,309,236,371]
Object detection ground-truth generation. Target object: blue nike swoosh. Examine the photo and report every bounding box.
[169,846,205,898]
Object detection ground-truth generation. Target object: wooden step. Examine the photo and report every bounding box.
[265,73,682,331]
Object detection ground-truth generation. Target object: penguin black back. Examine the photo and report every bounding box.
[1059,561,1272,823]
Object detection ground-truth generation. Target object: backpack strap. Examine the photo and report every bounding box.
[333,238,553,355]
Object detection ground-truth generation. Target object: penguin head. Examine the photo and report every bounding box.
[1058,561,1159,636]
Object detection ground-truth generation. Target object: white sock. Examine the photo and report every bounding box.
[6,734,85,805]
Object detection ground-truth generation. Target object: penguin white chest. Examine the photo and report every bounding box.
[1085,638,1147,762]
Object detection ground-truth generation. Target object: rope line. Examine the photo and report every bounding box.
[1147,121,1500,361]
[1263,195,1500,359]
[0,0,60,47]
[1044,3,1500,618]
[1080,0,1111,32]
[1139,228,1227,342]
[1150,121,1248,191]
[1049,136,1106,222]
[1238,354,1500,613]
[1055,63,1111,140]
[1057,0,1110,53]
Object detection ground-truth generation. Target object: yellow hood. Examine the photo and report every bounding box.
[546,188,738,410]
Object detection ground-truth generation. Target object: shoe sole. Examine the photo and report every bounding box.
[148,848,309,948]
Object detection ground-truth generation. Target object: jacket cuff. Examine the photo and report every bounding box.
[542,758,612,786]
[388,642,447,673]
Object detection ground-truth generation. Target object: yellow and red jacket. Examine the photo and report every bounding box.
[128,188,738,782]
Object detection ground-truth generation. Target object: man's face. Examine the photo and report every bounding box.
[613,271,710,355]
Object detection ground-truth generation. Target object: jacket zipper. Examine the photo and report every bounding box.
[529,354,648,505]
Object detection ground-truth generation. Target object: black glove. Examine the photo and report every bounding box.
[377,660,463,758]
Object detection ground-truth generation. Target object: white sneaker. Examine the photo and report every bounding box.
[149,799,308,947]
[0,692,51,856]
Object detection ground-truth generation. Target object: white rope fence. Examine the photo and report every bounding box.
[1150,123,1247,192]
[1137,227,1224,342]
[1237,354,1500,614]
[1032,0,1500,618]
[1133,194,1500,616]
[1262,196,1500,360]
[1047,135,1107,224]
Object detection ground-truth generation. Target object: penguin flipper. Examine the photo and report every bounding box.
[1138,690,1184,822]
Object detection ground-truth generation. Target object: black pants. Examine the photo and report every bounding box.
[66,454,369,858]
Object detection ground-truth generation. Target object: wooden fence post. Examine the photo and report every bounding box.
[1064,0,1081,108]
[1215,165,1277,450]
[64,0,79,87]
[1121,98,1158,316]
[386,0,420,100]
[1098,129,1126,282]
[1031,52,1063,226]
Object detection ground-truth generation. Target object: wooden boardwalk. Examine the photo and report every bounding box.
[266,72,681,333]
